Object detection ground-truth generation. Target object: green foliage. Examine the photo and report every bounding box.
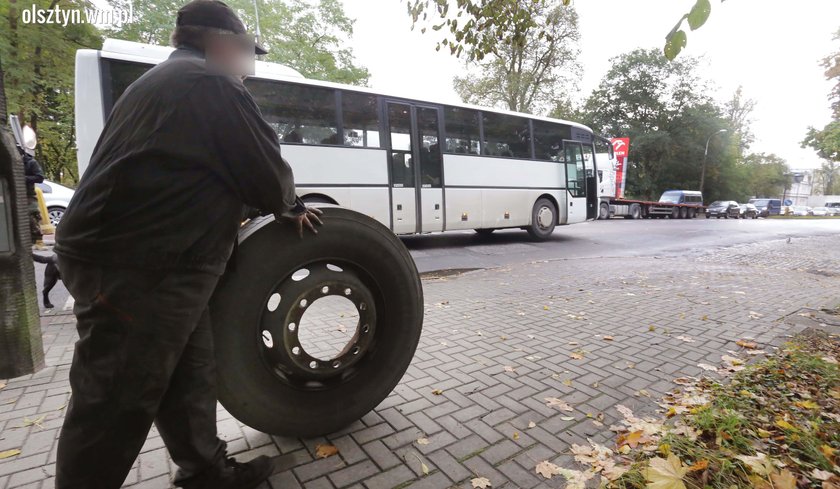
[406,0,572,62]
[583,48,785,203]
[0,0,103,184]
[802,122,840,195]
[664,0,716,60]
[823,28,840,120]
[106,0,370,85]
[452,2,580,114]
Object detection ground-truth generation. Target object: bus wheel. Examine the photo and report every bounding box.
[599,202,610,220]
[527,198,556,240]
[475,228,495,236]
[209,207,423,437]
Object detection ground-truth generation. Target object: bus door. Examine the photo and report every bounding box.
[385,102,444,233]
[563,141,588,224]
[583,144,598,220]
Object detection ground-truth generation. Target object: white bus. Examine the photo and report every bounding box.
[75,39,601,239]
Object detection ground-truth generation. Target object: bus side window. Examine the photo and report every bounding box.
[444,107,480,155]
[482,112,531,159]
[245,79,339,146]
[342,92,381,148]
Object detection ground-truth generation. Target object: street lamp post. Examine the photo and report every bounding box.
[699,129,728,195]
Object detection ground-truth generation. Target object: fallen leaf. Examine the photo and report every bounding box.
[688,459,709,472]
[545,397,573,411]
[315,444,339,459]
[503,366,515,373]
[562,378,572,387]
[416,437,430,445]
[820,444,836,458]
[645,453,688,489]
[795,400,819,410]
[431,389,443,396]
[812,469,834,481]
[0,449,21,459]
[771,469,797,489]
[527,421,536,428]
[471,477,491,489]
[570,351,585,360]
[337,324,347,333]
[822,356,838,365]
[560,416,575,421]
[736,452,774,476]
[775,418,796,431]
[535,460,562,479]
[0,382,5,390]
[617,430,648,449]
[512,432,519,440]
[603,336,614,341]
[649,325,657,332]
[736,339,758,349]
[676,336,695,343]
[721,355,744,366]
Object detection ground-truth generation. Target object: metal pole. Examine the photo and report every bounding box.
[252,0,262,47]
[699,129,727,194]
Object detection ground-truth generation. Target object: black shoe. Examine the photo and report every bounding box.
[180,455,274,489]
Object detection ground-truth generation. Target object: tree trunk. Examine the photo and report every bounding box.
[0,63,45,377]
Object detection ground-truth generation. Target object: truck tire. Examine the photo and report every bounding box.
[629,204,642,219]
[209,207,423,437]
[679,207,688,219]
[527,198,556,240]
[671,207,680,219]
[599,202,610,220]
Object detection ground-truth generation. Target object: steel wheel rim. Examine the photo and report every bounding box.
[258,260,378,390]
[48,209,63,226]
[537,206,554,230]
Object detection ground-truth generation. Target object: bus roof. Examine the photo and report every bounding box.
[95,38,595,136]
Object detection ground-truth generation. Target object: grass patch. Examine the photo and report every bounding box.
[610,329,839,488]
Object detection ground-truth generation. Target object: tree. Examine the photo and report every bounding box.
[1,0,102,184]
[801,121,840,194]
[822,28,840,120]
[406,0,716,61]
[725,86,756,155]
[106,0,370,85]
[580,48,745,202]
[740,152,789,199]
[452,2,580,114]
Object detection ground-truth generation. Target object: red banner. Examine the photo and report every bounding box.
[610,138,630,199]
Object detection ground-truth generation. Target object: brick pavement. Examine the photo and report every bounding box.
[1,235,839,489]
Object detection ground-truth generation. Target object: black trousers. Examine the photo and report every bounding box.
[55,257,226,488]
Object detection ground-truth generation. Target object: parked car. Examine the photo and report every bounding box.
[811,206,831,217]
[738,203,758,219]
[790,206,810,216]
[748,198,782,217]
[36,180,75,226]
[828,206,840,216]
[706,200,740,219]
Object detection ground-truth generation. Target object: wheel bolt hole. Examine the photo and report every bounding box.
[327,264,344,272]
[261,330,273,348]
[332,361,341,368]
[359,302,367,311]
[352,346,360,355]
[299,299,308,308]
[288,322,296,332]
[309,361,317,369]
[362,324,370,333]
[292,346,300,355]
[344,288,352,296]
[267,293,281,312]
[321,286,329,294]
[292,269,310,281]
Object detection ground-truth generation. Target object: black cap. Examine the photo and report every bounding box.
[176,0,267,55]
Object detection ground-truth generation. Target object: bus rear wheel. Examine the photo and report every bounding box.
[527,198,556,240]
[475,228,495,236]
[209,207,423,437]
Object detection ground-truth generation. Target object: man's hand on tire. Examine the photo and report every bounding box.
[283,207,323,238]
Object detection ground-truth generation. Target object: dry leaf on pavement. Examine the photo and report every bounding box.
[737,339,758,349]
[527,421,536,428]
[315,444,339,459]
[535,460,562,479]
[0,449,21,459]
[544,397,573,411]
[471,477,491,488]
[503,366,515,373]
[736,452,774,476]
[416,437,430,445]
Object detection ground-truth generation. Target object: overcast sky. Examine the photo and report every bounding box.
[340,0,840,170]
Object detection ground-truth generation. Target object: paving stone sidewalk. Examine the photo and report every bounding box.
[1,235,839,489]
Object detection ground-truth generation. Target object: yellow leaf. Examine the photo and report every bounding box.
[416,437,430,445]
[644,453,688,489]
[431,389,443,396]
[794,400,818,410]
[471,477,492,489]
[736,453,774,476]
[820,444,836,458]
[649,325,657,332]
[421,461,430,476]
[315,444,338,459]
[775,418,796,431]
[0,449,21,459]
[570,351,585,360]
[737,339,758,349]
[771,469,797,489]
[512,432,519,440]
[617,430,647,449]
[688,459,708,472]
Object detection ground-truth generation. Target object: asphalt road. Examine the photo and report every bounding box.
[33,217,840,315]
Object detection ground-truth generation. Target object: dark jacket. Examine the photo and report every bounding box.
[22,152,45,196]
[56,47,300,275]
